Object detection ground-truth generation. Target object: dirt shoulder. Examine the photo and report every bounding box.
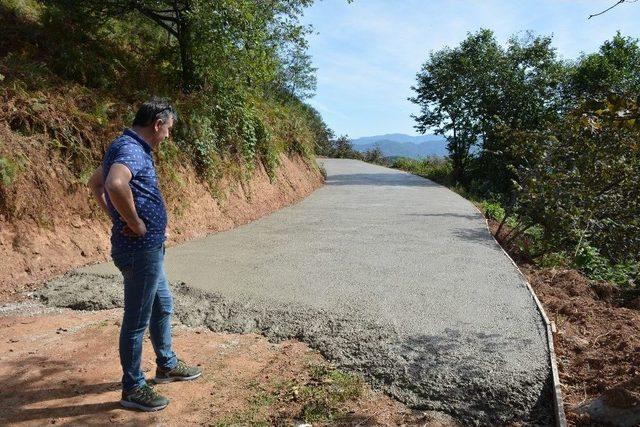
[0,302,457,426]
[526,268,640,426]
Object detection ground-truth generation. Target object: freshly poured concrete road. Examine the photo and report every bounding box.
[82,159,551,423]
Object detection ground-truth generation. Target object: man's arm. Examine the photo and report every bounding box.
[105,164,147,236]
[88,167,109,214]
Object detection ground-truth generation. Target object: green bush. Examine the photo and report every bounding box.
[391,156,453,186]
[573,242,637,287]
[0,155,25,187]
[481,200,505,221]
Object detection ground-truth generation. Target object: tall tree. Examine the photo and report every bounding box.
[411,29,565,192]
[570,32,640,99]
[410,46,477,183]
[48,0,314,93]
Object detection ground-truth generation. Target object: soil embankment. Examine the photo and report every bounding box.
[0,148,323,302]
[526,268,640,426]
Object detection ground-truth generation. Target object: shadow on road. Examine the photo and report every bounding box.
[451,227,500,248]
[326,173,439,187]
[406,212,481,220]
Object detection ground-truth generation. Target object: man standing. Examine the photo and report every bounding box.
[89,98,202,412]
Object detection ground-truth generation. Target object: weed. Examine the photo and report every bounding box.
[573,242,637,287]
[296,363,363,423]
[0,155,25,187]
[318,163,327,180]
[214,387,278,426]
[481,200,505,221]
[537,252,570,269]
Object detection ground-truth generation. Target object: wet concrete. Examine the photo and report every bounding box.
[40,159,552,424]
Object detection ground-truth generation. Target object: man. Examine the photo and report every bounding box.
[88,98,202,412]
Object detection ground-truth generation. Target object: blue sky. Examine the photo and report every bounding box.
[301,0,640,138]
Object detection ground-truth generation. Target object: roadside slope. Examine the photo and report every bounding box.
[0,141,323,302]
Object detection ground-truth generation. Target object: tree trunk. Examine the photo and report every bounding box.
[178,23,198,93]
[450,117,465,183]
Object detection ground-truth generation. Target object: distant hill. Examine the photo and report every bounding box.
[351,133,448,159]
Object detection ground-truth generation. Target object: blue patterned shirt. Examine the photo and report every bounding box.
[103,129,167,254]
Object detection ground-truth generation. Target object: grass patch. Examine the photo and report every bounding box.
[0,154,26,186]
[391,156,454,187]
[215,362,365,426]
[297,363,363,423]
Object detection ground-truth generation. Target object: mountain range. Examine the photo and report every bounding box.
[350,133,447,159]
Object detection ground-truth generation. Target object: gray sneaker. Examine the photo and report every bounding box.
[154,359,202,384]
[120,383,169,412]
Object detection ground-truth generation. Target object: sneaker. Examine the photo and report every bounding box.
[120,383,169,412]
[154,359,202,384]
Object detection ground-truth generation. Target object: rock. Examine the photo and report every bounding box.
[578,395,640,427]
[566,335,590,352]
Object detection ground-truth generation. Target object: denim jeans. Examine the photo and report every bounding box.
[112,244,177,392]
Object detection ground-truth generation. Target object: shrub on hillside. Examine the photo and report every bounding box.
[0,0,330,218]
[391,157,453,186]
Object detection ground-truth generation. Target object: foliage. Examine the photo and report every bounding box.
[391,157,454,186]
[0,0,331,206]
[322,135,362,160]
[571,32,640,99]
[0,154,24,186]
[0,153,26,214]
[298,363,363,423]
[574,242,638,287]
[411,29,566,189]
[48,0,315,95]
[362,146,385,165]
[410,38,478,183]
[507,101,639,264]
[411,31,640,287]
[480,200,505,222]
[214,362,364,426]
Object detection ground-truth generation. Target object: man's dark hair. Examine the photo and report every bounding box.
[132,98,177,127]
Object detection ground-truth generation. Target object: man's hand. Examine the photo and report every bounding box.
[122,217,147,238]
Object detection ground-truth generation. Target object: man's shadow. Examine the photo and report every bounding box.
[0,356,121,425]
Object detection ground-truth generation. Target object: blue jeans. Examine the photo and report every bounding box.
[112,244,177,392]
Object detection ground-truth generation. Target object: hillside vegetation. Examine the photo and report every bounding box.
[401,29,639,289]
[0,0,332,295]
[0,0,331,219]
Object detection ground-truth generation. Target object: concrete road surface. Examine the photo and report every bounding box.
[79,158,551,424]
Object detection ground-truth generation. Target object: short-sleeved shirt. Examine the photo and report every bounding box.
[103,129,167,254]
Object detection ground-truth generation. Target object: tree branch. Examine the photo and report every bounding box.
[588,0,630,19]
[134,5,179,38]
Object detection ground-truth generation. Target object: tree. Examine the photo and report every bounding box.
[275,42,317,100]
[48,0,315,93]
[475,32,566,195]
[505,99,640,265]
[410,44,478,183]
[363,146,384,165]
[411,29,565,192]
[570,32,640,99]
[329,135,362,159]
